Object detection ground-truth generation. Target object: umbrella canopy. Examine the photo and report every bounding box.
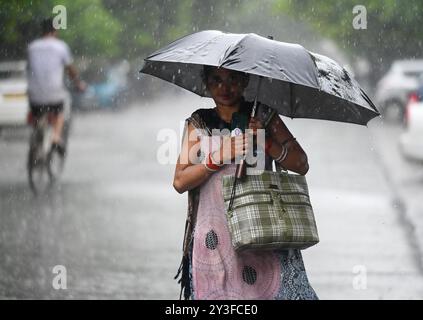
[141,30,379,125]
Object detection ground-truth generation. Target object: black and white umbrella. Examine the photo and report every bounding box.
[141,30,379,125]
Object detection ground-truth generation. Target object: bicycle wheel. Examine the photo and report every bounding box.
[28,139,51,195]
[47,146,65,182]
[28,116,57,195]
[47,118,70,181]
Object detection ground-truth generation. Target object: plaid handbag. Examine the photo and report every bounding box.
[222,169,319,251]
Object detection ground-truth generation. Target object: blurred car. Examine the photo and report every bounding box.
[71,85,99,111]
[375,59,423,122]
[72,60,130,111]
[399,83,423,161]
[0,60,29,128]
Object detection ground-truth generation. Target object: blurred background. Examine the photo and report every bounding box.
[1,0,423,299]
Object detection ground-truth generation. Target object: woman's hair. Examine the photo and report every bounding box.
[202,65,249,86]
[202,65,215,82]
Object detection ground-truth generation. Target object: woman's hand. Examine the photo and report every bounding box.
[248,116,264,134]
[212,133,251,164]
[248,116,267,149]
[212,117,263,164]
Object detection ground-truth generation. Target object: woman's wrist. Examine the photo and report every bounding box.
[204,151,223,172]
[210,150,223,166]
[274,144,288,163]
[264,137,273,154]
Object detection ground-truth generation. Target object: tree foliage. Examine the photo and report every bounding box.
[2,0,420,84]
[0,0,121,59]
[274,0,423,79]
[0,0,242,60]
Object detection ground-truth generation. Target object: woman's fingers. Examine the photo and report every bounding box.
[249,117,263,136]
[249,117,263,127]
[234,134,251,157]
[220,133,253,161]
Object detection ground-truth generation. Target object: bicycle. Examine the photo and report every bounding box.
[27,100,72,195]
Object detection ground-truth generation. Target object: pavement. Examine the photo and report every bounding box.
[0,94,422,299]
[298,117,423,299]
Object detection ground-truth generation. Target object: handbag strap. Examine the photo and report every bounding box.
[228,171,239,212]
[275,161,287,172]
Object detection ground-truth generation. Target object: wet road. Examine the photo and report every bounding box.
[1,94,423,299]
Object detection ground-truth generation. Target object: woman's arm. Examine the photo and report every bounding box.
[173,122,214,194]
[266,114,309,175]
[173,121,250,194]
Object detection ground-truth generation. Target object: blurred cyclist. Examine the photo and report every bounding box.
[27,17,85,154]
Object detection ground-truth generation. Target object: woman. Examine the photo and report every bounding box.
[173,66,318,300]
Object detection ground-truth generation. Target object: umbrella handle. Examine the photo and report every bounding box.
[239,72,265,179]
[251,35,272,118]
[251,76,262,118]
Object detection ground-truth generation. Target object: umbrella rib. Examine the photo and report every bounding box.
[290,83,295,118]
[359,88,380,114]
[218,33,250,68]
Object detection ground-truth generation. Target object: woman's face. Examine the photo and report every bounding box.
[206,68,248,107]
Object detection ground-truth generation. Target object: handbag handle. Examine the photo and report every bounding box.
[228,136,296,211]
[275,161,287,173]
[228,158,284,212]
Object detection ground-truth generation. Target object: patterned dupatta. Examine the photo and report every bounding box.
[174,112,211,300]
[174,103,276,300]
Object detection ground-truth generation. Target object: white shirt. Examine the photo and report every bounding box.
[27,37,73,105]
